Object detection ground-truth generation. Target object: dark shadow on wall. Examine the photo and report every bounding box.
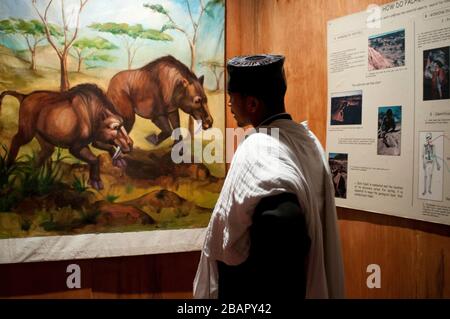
[0,251,201,298]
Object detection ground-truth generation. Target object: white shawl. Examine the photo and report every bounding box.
[193,120,345,298]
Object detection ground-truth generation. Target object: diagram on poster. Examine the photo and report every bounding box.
[418,131,444,201]
[327,0,450,225]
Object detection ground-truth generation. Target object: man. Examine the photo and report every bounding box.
[432,60,447,99]
[193,54,345,299]
[379,108,397,147]
[333,166,347,199]
[380,109,396,136]
[425,52,449,100]
[422,132,440,195]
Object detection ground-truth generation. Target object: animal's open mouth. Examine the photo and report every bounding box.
[112,126,133,154]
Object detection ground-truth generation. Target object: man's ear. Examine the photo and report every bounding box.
[246,96,260,114]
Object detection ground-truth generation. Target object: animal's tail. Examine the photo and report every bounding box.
[0,90,25,113]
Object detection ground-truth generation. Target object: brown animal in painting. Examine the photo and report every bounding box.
[0,84,133,190]
[107,55,213,146]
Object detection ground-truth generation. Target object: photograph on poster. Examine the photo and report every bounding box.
[423,46,449,101]
[377,106,402,156]
[330,90,362,125]
[329,153,348,199]
[418,132,444,202]
[0,0,225,241]
[368,29,405,71]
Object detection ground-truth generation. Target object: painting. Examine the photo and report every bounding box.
[0,0,225,259]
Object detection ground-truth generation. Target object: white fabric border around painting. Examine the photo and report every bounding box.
[0,228,206,264]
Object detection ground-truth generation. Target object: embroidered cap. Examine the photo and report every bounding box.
[226,54,287,97]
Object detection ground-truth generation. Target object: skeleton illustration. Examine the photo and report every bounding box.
[422,133,441,195]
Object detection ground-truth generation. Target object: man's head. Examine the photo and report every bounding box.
[226,54,287,127]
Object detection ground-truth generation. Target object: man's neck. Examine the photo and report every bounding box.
[257,112,292,127]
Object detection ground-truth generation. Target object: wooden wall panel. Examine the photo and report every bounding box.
[0,252,200,299]
[225,0,449,298]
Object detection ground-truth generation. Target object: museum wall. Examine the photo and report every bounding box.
[0,0,449,298]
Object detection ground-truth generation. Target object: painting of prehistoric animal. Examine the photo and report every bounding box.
[0,84,133,190]
[0,0,225,255]
[107,55,213,146]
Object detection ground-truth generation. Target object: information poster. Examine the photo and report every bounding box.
[327,0,450,225]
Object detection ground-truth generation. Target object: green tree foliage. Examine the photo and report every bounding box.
[205,0,225,13]
[72,36,117,72]
[0,18,61,70]
[146,4,169,15]
[89,22,172,69]
[0,19,16,34]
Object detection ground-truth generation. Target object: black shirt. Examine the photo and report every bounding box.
[217,192,311,300]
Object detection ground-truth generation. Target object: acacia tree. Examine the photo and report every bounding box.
[145,0,224,71]
[0,18,60,71]
[32,0,90,91]
[0,19,15,35]
[144,1,207,71]
[200,60,224,91]
[89,22,172,70]
[72,37,117,72]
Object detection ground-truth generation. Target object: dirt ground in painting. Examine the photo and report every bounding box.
[0,45,225,238]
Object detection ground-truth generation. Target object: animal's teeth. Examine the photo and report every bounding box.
[112,146,122,160]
